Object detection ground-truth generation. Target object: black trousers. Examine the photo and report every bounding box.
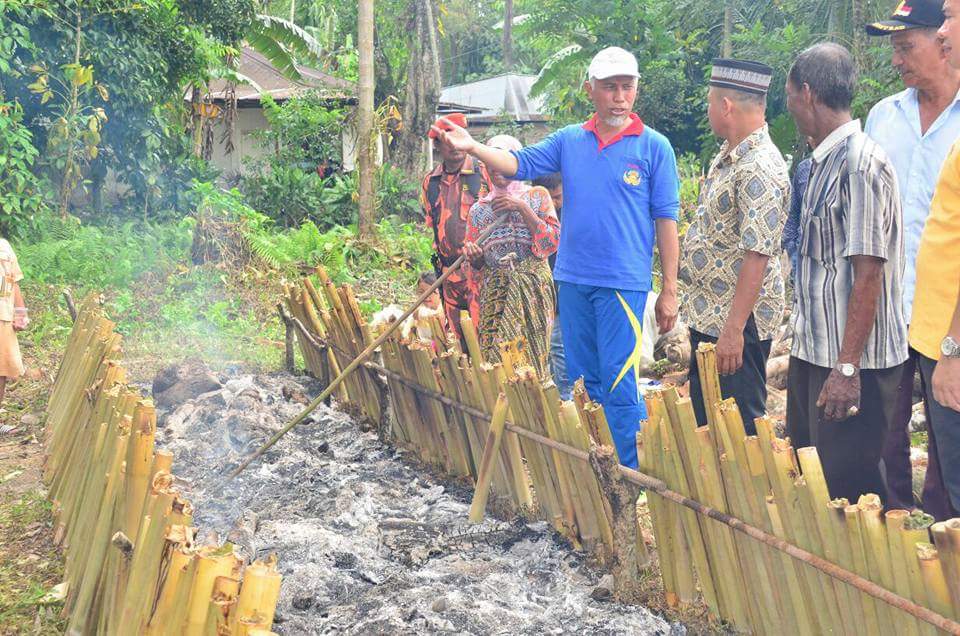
[786,357,903,505]
[918,353,960,515]
[688,314,771,436]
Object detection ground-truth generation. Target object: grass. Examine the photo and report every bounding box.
[0,490,65,634]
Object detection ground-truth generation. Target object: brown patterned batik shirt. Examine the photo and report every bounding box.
[680,125,790,340]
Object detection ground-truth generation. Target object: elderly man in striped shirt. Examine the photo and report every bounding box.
[784,43,908,504]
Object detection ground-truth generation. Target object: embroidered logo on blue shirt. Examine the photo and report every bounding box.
[622,169,642,186]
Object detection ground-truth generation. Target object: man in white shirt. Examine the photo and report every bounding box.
[865,0,960,516]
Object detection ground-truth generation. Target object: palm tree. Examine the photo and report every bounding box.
[357,0,376,238]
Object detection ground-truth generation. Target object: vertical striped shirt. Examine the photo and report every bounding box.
[791,119,908,370]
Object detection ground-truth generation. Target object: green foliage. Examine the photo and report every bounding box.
[0,1,48,233]
[243,214,432,284]
[241,166,355,229]
[376,164,421,222]
[0,100,46,236]
[256,93,346,167]
[14,215,192,289]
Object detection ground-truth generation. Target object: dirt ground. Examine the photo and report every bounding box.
[0,344,67,634]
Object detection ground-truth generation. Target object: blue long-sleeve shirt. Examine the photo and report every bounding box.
[783,157,811,280]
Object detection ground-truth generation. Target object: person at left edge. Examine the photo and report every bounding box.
[421,113,493,344]
[680,59,790,435]
[431,46,681,469]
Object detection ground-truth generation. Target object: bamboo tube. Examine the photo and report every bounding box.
[650,391,721,615]
[505,372,565,530]
[202,575,240,636]
[233,556,283,631]
[859,494,900,636]
[548,390,602,554]
[460,315,485,370]
[901,511,938,636]
[662,392,742,620]
[640,400,696,606]
[694,343,722,430]
[794,477,847,635]
[65,432,129,634]
[120,486,176,630]
[887,510,925,636]
[145,544,197,635]
[845,504,883,634]
[796,448,862,636]
[744,437,811,635]
[692,426,754,630]
[124,401,156,540]
[525,370,580,544]
[563,401,614,554]
[767,496,818,636]
[758,428,828,635]
[917,542,955,620]
[930,520,960,616]
[185,545,243,635]
[469,392,510,523]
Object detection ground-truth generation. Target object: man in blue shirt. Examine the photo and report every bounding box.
[865,0,960,516]
[432,47,681,468]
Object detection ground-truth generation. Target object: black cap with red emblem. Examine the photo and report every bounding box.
[866,0,945,35]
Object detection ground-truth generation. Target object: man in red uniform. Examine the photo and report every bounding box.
[421,114,493,340]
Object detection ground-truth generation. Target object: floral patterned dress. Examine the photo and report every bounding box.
[466,185,560,379]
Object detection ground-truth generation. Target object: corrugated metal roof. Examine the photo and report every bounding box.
[439,73,548,121]
[205,46,354,103]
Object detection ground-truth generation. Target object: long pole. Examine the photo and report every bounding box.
[228,215,507,479]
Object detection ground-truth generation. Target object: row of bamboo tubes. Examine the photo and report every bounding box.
[43,298,283,635]
[284,271,618,558]
[640,341,960,634]
[284,274,960,633]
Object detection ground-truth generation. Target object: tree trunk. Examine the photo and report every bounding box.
[503,0,513,70]
[392,0,441,177]
[851,0,865,67]
[59,7,83,219]
[357,0,377,238]
[722,0,734,57]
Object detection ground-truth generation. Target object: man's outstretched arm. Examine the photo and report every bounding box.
[432,119,519,176]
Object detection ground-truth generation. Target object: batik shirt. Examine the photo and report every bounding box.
[680,125,789,340]
[466,185,560,269]
[0,239,23,322]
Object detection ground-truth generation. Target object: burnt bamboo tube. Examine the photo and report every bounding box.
[232,556,283,632]
[184,545,243,635]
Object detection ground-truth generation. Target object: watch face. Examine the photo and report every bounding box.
[944,337,960,357]
[839,363,856,377]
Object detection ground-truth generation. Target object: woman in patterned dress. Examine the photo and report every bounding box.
[0,238,27,412]
[462,135,560,379]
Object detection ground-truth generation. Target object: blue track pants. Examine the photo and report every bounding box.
[557,282,648,468]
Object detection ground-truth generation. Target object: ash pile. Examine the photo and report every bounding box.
[152,360,676,634]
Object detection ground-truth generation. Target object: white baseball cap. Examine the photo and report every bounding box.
[588,46,640,81]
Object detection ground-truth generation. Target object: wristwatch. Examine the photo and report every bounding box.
[837,362,858,378]
[942,335,960,359]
